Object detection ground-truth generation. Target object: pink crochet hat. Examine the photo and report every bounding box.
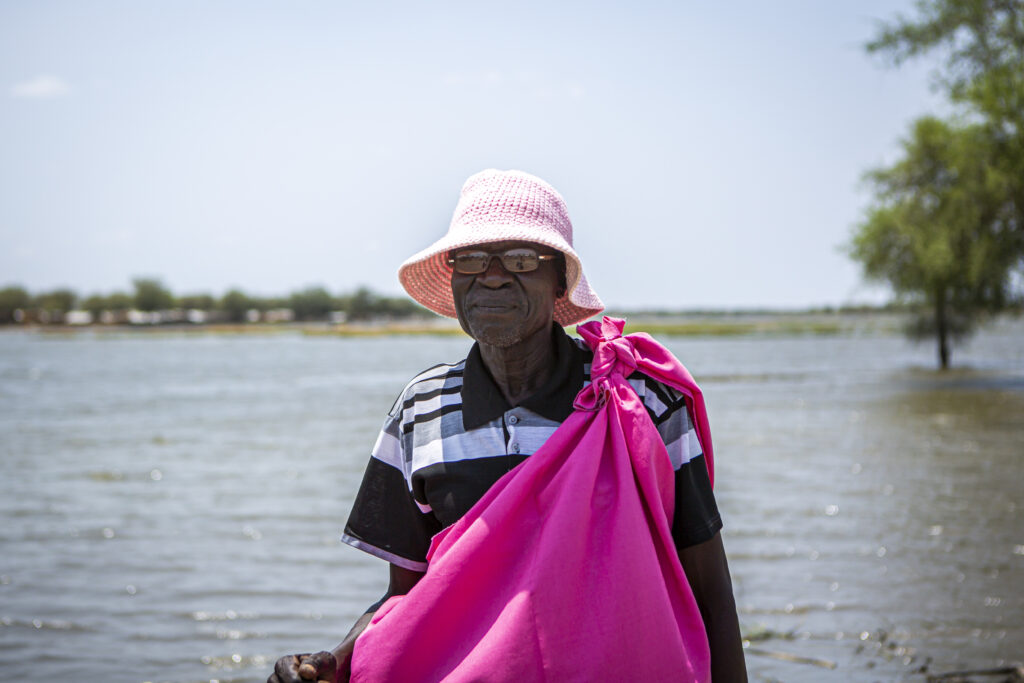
[398,169,604,326]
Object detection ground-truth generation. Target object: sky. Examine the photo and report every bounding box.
[0,0,948,310]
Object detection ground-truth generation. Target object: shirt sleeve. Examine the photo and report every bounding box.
[342,399,442,572]
[636,375,723,549]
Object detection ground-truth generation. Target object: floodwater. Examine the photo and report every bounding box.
[1,320,1022,682]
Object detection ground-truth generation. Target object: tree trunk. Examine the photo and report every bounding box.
[935,287,950,370]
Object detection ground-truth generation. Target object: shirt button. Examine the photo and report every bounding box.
[510,443,520,453]
[508,415,518,425]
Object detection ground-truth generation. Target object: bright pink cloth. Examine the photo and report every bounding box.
[351,317,714,682]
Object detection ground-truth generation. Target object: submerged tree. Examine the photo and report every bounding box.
[853,0,1024,368]
[851,117,1016,368]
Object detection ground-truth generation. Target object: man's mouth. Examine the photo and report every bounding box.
[468,294,519,311]
[471,302,516,312]
[468,294,524,313]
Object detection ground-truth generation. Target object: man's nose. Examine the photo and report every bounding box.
[476,256,514,287]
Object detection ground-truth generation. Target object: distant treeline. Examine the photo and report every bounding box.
[0,278,435,325]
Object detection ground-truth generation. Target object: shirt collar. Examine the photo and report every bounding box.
[462,324,586,429]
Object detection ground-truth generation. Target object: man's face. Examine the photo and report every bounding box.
[451,240,563,348]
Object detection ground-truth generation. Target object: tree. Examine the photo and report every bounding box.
[869,0,1024,231]
[132,278,174,312]
[81,294,108,319]
[867,0,1024,125]
[347,286,378,321]
[178,293,215,310]
[289,286,334,321]
[33,288,78,323]
[851,117,1016,368]
[106,292,133,311]
[853,0,1024,367]
[0,286,30,324]
[220,289,252,323]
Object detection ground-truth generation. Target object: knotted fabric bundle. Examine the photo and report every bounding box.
[351,317,714,682]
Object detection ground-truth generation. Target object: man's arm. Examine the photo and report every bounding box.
[330,564,424,680]
[268,563,424,683]
[678,532,747,682]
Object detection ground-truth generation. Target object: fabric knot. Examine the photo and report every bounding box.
[572,376,611,411]
[576,316,638,382]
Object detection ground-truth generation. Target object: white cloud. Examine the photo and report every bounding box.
[10,75,71,99]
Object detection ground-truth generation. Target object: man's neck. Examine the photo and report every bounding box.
[478,325,558,406]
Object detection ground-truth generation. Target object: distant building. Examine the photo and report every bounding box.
[127,310,158,325]
[100,310,131,325]
[65,310,93,325]
[264,308,296,323]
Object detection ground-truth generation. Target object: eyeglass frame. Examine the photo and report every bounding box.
[446,247,561,275]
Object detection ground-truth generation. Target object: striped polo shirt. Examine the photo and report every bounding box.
[342,325,721,572]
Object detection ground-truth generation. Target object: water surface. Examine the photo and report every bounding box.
[1,322,1021,681]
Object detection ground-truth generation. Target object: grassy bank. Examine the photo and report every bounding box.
[20,311,915,338]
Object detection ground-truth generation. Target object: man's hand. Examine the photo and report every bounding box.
[268,564,422,683]
[268,651,338,683]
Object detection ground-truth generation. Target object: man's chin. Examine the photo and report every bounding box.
[469,325,524,348]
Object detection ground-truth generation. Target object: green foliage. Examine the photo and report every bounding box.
[33,288,77,313]
[343,286,434,320]
[347,286,376,321]
[81,292,133,317]
[255,296,289,311]
[178,293,215,310]
[851,117,1019,366]
[378,297,430,318]
[854,119,1012,297]
[81,294,108,318]
[289,286,334,321]
[867,0,1023,110]
[0,286,30,323]
[132,278,174,312]
[106,292,133,310]
[220,289,252,323]
[868,0,1024,236]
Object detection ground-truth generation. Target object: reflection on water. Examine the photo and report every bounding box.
[0,322,1021,682]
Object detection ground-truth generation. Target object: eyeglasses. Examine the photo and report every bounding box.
[447,248,559,274]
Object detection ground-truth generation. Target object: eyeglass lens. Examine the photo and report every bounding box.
[453,249,541,274]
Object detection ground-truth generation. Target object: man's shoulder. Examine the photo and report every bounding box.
[408,357,467,385]
[385,357,468,418]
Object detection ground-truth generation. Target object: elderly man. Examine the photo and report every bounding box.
[271,170,746,682]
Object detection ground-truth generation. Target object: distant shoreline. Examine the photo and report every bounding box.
[8,311,1020,339]
[0,310,975,338]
